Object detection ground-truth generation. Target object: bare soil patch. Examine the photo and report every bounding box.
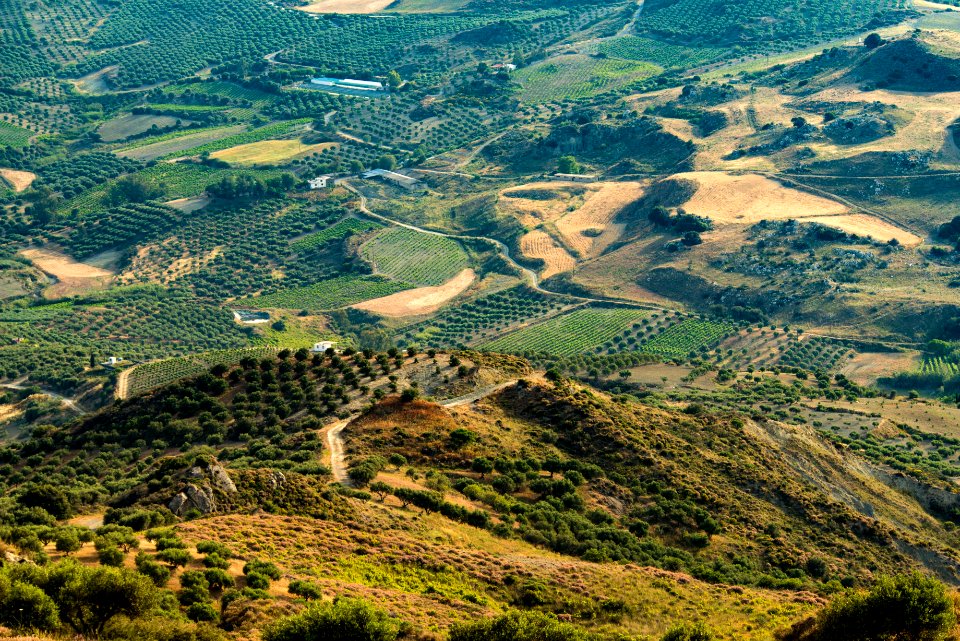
[0,168,36,192]
[352,268,475,317]
[19,248,115,298]
[519,230,576,279]
[296,0,394,12]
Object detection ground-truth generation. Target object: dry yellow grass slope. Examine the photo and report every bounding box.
[210,140,338,166]
[555,181,645,259]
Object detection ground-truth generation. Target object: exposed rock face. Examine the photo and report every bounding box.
[267,470,286,491]
[1,549,32,566]
[169,461,237,516]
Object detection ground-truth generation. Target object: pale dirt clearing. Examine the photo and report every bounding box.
[675,172,849,223]
[520,230,576,279]
[166,195,211,213]
[210,140,338,166]
[20,248,115,298]
[352,268,475,317]
[841,350,921,387]
[799,214,922,246]
[0,168,36,192]
[296,0,393,12]
[555,181,645,258]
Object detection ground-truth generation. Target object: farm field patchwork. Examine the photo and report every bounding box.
[291,217,382,252]
[123,346,281,398]
[352,267,475,317]
[248,274,412,311]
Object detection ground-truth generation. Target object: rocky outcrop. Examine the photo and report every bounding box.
[169,460,237,516]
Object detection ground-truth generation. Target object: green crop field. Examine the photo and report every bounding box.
[594,36,724,69]
[292,218,381,253]
[248,275,411,311]
[399,286,577,348]
[125,346,281,397]
[0,121,34,147]
[360,227,470,286]
[513,55,661,104]
[480,307,651,358]
[638,318,737,358]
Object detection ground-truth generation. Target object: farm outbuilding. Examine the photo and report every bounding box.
[361,168,421,190]
[309,77,385,94]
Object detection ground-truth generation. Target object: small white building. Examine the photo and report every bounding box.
[102,356,124,367]
[491,63,517,72]
[310,341,337,354]
[309,77,385,94]
[551,173,599,183]
[308,175,332,190]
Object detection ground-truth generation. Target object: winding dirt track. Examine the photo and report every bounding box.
[325,380,517,484]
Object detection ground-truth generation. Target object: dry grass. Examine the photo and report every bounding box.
[19,248,116,298]
[498,183,586,227]
[555,181,645,259]
[210,140,338,166]
[675,172,849,223]
[173,509,818,640]
[0,168,36,192]
[840,350,921,386]
[799,213,922,246]
[519,230,576,279]
[351,268,476,317]
[295,0,394,13]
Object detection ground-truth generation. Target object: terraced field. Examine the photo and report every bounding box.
[514,54,661,104]
[360,227,470,286]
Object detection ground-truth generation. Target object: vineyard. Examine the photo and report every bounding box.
[593,36,723,69]
[0,121,34,147]
[291,218,381,253]
[921,357,960,377]
[124,346,281,398]
[638,318,737,359]
[248,275,411,311]
[360,227,470,287]
[398,286,577,348]
[513,55,661,104]
[480,307,652,358]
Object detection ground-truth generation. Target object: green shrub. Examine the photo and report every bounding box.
[450,610,601,641]
[264,597,402,641]
[781,573,955,641]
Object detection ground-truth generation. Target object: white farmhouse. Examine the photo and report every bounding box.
[310,341,337,354]
[308,175,332,190]
[102,356,124,367]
